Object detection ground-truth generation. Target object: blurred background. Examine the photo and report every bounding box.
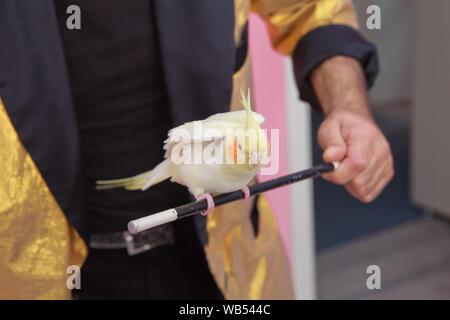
[250,0,450,299]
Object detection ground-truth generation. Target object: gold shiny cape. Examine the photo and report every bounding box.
[0,0,357,299]
[0,99,87,299]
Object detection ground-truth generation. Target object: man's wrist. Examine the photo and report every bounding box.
[324,101,373,121]
[311,55,373,119]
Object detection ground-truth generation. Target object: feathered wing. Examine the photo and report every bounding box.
[162,117,242,159]
[140,159,173,190]
[162,109,264,158]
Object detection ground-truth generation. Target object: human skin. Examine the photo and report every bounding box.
[311,55,394,203]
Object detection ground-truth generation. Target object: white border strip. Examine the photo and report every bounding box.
[285,58,317,299]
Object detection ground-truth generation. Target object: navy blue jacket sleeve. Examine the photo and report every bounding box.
[292,24,379,111]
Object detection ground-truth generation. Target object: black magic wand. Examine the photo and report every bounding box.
[128,161,340,234]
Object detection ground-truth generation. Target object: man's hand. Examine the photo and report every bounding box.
[317,108,393,202]
[311,55,394,203]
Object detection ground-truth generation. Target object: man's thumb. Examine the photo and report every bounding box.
[323,145,346,163]
[318,122,347,162]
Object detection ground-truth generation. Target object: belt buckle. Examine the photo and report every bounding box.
[123,231,152,256]
[122,225,175,256]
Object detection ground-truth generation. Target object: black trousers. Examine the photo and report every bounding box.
[75,217,224,300]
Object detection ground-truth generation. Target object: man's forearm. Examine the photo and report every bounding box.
[309,55,394,203]
[311,55,372,118]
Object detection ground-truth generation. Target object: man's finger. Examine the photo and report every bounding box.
[346,162,382,200]
[347,152,382,195]
[363,167,394,203]
[327,129,372,183]
[323,154,366,185]
[346,156,393,202]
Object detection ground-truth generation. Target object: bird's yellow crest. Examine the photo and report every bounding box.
[240,88,256,131]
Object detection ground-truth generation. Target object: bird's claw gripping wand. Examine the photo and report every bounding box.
[128,162,340,234]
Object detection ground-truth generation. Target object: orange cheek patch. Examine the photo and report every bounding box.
[227,142,237,163]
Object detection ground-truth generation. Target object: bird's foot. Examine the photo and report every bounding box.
[241,186,250,203]
[196,193,215,216]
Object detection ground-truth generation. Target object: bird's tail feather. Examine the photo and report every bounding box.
[95,171,152,191]
[95,159,172,191]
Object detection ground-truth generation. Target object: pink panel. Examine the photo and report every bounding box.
[249,14,292,259]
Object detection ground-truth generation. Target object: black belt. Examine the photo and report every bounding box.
[88,224,175,256]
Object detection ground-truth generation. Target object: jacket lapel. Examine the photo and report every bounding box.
[0,0,87,239]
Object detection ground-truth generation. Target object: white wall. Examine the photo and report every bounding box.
[354,0,413,107]
[285,59,316,299]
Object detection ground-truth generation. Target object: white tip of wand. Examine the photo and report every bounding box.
[128,209,177,234]
[332,161,341,171]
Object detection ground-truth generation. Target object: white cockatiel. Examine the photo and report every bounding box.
[96,89,269,214]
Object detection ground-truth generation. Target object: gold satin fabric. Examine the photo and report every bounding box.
[0,99,87,299]
[206,193,295,299]
[251,0,358,55]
